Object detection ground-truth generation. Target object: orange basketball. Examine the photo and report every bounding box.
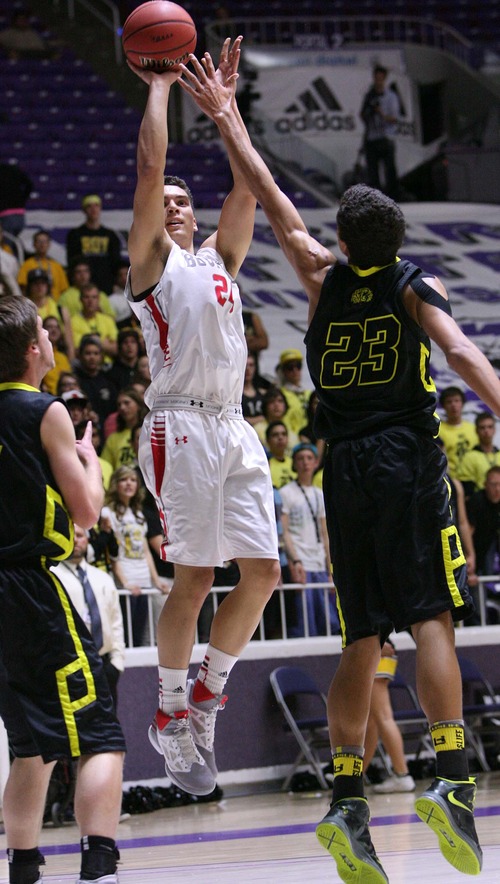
[122,1,197,72]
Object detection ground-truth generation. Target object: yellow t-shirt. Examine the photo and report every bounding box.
[457,448,500,492]
[59,287,115,318]
[18,257,69,301]
[34,297,61,325]
[43,349,72,395]
[281,387,312,435]
[71,312,118,353]
[269,455,296,489]
[101,428,135,472]
[438,421,478,478]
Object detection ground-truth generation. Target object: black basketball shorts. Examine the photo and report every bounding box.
[323,427,474,647]
[0,560,126,761]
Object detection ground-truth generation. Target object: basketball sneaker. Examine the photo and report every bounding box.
[148,708,216,796]
[316,797,389,883]
[373,773,416,793]
[187,678,227,778]
[415,777,482,875]
[77,877,118,883]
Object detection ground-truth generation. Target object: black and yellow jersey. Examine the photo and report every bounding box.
[305,259,440,442]
[0,384,73,562]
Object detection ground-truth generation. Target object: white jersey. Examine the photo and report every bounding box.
[126,243,246,410]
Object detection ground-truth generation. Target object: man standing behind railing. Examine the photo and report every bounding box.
[360,65,400,199]
[281,443,339,637]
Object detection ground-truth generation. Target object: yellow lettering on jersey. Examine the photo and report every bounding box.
[321,314,401,389]
[45,565,97,757]
[44,485,74,560]
[80,235,110,256]
[441,523,466,607]
[419,342,437,392]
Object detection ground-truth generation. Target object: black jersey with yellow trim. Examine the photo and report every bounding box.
[305,259,441,443]
[0,384,74,562]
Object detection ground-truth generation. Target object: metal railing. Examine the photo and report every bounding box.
[205,15,475,68]
[56,0,123,64]
[118,575,499,649]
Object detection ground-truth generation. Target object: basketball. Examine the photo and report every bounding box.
[122,1,197,72]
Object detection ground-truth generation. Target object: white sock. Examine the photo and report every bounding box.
[196,644,238,696]
[158,666,188,714]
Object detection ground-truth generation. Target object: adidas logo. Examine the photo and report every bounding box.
[285,77,343,114]
[276,77,355,134]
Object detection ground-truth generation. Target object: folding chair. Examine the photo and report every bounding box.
[458,655,500,772]
[269,666,331,790]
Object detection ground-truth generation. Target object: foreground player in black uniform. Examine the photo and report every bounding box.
[0,295,125,884]
[182,43,500,883]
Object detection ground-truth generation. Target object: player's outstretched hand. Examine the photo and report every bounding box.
[179,36,242,117]
[214,35,242,87]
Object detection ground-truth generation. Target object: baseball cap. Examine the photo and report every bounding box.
[62,390,88,405]
[292,442,319,459]
[81,194,102,208]
[27,268,49,284]
[278,348,303,366]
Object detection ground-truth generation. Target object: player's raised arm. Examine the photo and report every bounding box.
[180,43,336,314]
[127,66,181,294]
[195,38,256,278]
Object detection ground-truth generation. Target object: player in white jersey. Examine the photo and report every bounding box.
[126,38,280,796]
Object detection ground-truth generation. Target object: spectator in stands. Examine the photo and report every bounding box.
[265,420,296,489]
[107,327,142,392]
[0,222,22,295]
[42,315,72,395]
[242,307,270,383]
[360,65,400,199]
[51,524,126,711]
[74,335,118,430]
[66,194,122,295]
[0,9,54,59]
[242,352,267,432]
[280,442,339,637]
[458,412,500,498]
[276,348,313,437]
[71,282,119,360]
[466,465,500,623]
[18,229,69,300]
[134,353,151,389]
[364,640,416,794]
[0,161,32,237]
[59,257,115,317]
[299,389,325,484]
[26,268,74,362]
[256,385,299,450]
[101,466,169,646]
[56,371,80,397]
[101,387,147,470]
[438,385,478,478]
[75,419,113,490]
[61,388,95,429]
[108,260,136,329]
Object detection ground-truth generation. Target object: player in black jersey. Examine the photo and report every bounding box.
[184,46,500,883]
[0,295,125,884]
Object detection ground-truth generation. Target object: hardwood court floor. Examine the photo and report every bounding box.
[1,772,499,882]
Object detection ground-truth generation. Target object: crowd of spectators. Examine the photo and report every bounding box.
[1,197,498,652]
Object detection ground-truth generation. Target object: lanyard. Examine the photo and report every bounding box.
[296,481,321,543]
